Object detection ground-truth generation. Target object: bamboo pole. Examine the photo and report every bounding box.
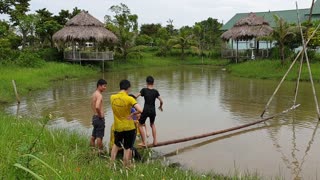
[12,80,20,104]
[296,2,320,119]
[163,121,291,158]
[260,22,320,118]
[142,104,300,148]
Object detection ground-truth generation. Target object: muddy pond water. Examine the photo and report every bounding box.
[4,66,320,179]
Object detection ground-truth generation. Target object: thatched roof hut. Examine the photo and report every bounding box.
[221,13,273,41]
[53,11,118,44]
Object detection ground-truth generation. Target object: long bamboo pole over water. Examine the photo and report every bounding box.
[142,104,300,148]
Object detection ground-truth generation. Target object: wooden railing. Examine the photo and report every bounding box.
[221,49,270,60]
[64,51,114,61]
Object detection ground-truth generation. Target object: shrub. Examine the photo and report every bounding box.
[37,48,63,62]
[312,51,320,63]
[270,46,294,60]
[136,34,153,46]
[16,51,45,68]
[0,39,20,63]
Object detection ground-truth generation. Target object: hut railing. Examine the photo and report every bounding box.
[221,49,269,59]
[64,51,114,61]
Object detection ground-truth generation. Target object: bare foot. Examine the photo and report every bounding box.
[138,143,146,147]
[153,141,157,146]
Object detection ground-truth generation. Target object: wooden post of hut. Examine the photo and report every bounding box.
[72,41,75,60]
[256,39,259,57]
[231,40,234,57]
[236,39,239,63]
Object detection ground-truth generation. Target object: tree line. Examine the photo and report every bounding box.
[1,1,319,64]
[0,1,223,63]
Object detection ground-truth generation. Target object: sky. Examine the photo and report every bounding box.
[1,0,313,28]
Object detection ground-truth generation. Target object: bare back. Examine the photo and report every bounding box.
[91,90,104,117]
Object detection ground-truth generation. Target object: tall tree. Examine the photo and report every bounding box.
[105,3,138,60]
[140,23,162,37]
[53,7,82,26]
[195,18,222,50]
[166,19,175,36]
[169,26,196,60]
[43,20,62,47]
[193,24,204,56]
[272,15,296,64]
[16,14,37,49]
[54,9,70,25]
[0,20,21,61]
[70,7,81,17]
[155,27,171,56]
[0,0,30,25]
[35,8,53,46]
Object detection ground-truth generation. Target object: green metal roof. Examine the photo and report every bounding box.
[221,1,320,30]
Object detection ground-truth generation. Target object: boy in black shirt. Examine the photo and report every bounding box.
[136,76,163,146]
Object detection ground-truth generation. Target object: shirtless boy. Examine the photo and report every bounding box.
[90,79,107,151]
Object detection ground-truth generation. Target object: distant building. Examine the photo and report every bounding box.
[220,1,320,59]
[221,0,320,31]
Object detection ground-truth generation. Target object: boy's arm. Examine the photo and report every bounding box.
[128,104,143,120]
[133,103,143,114]
[157,96,163,111]
[135,93,141,98]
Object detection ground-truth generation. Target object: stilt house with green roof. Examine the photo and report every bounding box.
[220,1,320,60]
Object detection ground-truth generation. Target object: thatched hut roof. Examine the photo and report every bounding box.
[221,13,273,41]
[53,11,118,43]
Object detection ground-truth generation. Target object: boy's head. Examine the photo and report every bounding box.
[97,79,107,92]
[146,76,154,85]
[120,79,131,91]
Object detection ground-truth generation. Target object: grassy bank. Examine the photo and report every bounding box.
[0,113,262,179]
[227,60,320,81]
[0,62,97,103]
[106,52,230,71]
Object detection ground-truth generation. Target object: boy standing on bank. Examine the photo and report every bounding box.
[136,76,163,146]
[90,79,107,152]
[110,80,143,167]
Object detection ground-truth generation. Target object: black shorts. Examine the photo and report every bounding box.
[92,115,105,138]
[114,129,136,149]
[139,111,156,125]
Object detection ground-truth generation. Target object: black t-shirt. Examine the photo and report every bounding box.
[140,88,160,112]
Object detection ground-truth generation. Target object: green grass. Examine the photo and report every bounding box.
[0,113,264,179]
[106,52,230,71]
[0,62,97,103]
[227,60,320,81]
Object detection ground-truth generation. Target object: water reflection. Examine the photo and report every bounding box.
[163,121,290,158]
[3,66,320,179]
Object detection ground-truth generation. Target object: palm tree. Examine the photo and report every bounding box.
[272,15,296,64]
[169,26,197,60]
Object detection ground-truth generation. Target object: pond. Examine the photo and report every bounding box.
[4,66,320,179]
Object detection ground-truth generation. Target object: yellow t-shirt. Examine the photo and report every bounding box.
[110,91,137,132]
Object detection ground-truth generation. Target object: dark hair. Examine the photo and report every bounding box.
[97,79,107,87]
[128,94,136,99]
[120,79,131,90]
[146,76,154,85]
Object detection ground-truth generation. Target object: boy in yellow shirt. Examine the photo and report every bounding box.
[110,80,142,167]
